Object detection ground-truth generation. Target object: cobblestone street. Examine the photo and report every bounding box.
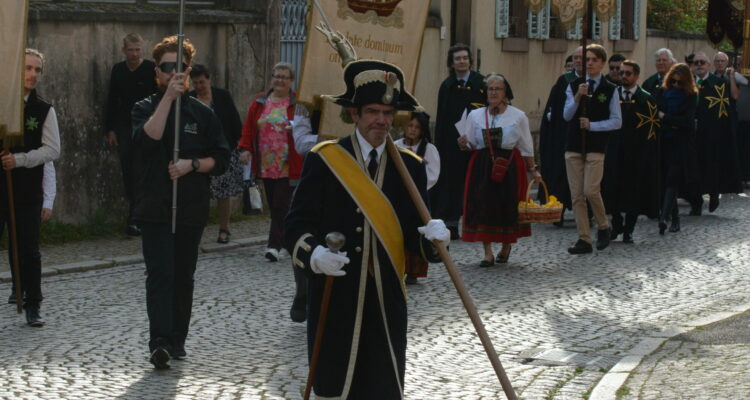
[1,194,749,399]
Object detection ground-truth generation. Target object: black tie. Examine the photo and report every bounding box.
[624,90,631,101]
[368,149,378,178]
[588,79,596,94]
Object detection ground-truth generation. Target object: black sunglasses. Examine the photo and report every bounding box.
[619,70,634,77]
[694,60,707,66]
[610,65,621,71]
[158,61,188,72]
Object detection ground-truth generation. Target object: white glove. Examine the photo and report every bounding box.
[418,219,450,245]
[310,245,350,276]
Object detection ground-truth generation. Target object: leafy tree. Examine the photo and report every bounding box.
[648,0,707,33]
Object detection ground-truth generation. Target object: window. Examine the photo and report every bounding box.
[496,0,529,38]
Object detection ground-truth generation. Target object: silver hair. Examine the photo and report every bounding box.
[484,73,506,86]
[654,48,676,63]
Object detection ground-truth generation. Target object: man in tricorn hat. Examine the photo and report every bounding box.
[285,60,449,399]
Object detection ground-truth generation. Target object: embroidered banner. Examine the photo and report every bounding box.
[0,0,29,145]
[297,0,430,137]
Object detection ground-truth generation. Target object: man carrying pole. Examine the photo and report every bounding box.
[131,35,229,369]
[1,48,61,326]
[284,58,450,398]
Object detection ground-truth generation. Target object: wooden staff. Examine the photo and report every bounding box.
[385,136,518,400]
[579,0,591,159]
[304,232,345,400]
[171,0,186,233]
[4,170,23,314]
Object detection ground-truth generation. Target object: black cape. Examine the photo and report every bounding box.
[693,74,742,195]
[603,87,661,218]
[430,71,486,224]
[538,71,577,208]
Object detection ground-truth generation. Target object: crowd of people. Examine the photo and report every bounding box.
[3,29,749,399]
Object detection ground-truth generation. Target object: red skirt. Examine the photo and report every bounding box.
[405,250,429,278]
[461,148,531,243]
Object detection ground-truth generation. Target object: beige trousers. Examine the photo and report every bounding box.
[564,151,609,244]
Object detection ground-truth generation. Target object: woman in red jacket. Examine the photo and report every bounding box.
[238,62,303,262]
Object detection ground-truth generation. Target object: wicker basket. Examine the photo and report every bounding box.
[518,179,563,224]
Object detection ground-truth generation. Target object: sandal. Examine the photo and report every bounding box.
[496,246,512,263]
[479,258,495,268]
[217,229,231,244]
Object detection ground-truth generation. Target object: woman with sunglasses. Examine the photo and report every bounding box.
[656,63,698,234]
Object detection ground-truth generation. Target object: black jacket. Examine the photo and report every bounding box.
[188,87,242,149]
[131,93,230,226]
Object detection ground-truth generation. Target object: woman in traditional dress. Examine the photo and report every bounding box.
[395,112,440,284]
[656,63,698,234]
[458,74,541,267]
[189,64,243,243]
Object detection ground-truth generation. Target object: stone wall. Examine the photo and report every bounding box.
[26,2,273,224]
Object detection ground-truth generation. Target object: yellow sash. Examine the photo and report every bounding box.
[315,142,406,279]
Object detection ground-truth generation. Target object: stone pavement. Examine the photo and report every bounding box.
[0,192,749,399]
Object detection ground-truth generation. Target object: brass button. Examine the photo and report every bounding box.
[356,227,363,233]
[355,208,362,214]
[355,246,362,253]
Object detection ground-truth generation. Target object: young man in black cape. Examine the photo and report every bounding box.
[538,46,582,222]
[602,60,660,242]
[689,52,742,214]
[431,44,486,238]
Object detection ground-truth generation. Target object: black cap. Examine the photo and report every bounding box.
[322,59,424,112]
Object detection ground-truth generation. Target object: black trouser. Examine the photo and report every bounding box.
[114,125,136,224]
[611,212,638,234]
[1,200,43,307]
[262,178,293,250]
[141,222,204,352]
[292,264,307,311]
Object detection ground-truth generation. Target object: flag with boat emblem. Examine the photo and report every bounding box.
[0,0,29,150]
[297,0,430,138]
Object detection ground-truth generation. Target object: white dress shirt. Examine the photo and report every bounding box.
[394,138,440,189]
[464,105,534,157]
[42,161,56,210]
[355,129,385,167]
[563,74,623,132]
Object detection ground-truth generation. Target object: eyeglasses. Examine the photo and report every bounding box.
[272,74,292,80]
[158,62,188,72]
[609,65,621,71]
[669,78,682,86]
[694,60,707,66]
[619,70,634,77]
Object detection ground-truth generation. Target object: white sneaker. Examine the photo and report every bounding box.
[265,248,279,262]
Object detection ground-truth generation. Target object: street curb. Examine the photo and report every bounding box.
[0,235,267,284]
[589,304,750,400]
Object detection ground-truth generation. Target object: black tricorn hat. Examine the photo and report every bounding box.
[322,59,424,112]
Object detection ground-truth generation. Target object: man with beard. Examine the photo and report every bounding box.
[105,33,157,236]
[538,47,582,224]
[642,48,675,96]
[602,60,660,243]
[689,52,742,214]
[1,48,61,326]
[131,35,229,369]
[431,44,486,239]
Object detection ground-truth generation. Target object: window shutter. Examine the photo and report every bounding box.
[591,11,602,39]
[566,17,582,40]
[496,0,510,38]
[528,1,550,39]
[633,0,641,40]
[609,0,621,40]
